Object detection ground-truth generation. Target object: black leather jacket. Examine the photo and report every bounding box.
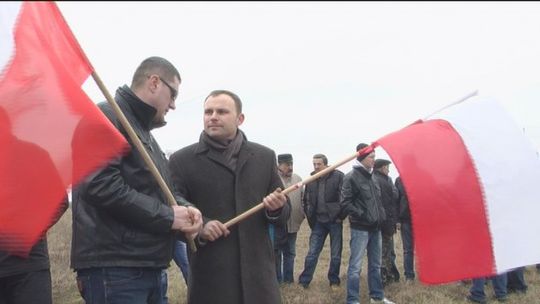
[71,85,187,270]
[395,177,411,222]
[340,166,386,231]
[303,169,344,226]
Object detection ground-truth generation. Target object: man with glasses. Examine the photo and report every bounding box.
[71,56,203,304]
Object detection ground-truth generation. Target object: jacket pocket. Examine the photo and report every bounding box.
[326,201,341,222]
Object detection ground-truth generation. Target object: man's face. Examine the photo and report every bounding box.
[278,162,293,177]
[312,158,327,173]
[204,94,244,142]
[152,75,179,125]
[361,152,376,170]
[379,164,390,176]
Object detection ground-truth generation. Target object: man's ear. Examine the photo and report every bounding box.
[147,74,159,93]
[237,113,245,126]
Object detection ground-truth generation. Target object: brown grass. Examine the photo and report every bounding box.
[49,208,540,303]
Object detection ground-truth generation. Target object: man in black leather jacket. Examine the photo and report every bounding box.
[298,154,344,289]
[71,57,202,304]
[340,143,394,304]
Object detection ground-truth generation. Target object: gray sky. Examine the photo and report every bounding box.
[58,2,540,179]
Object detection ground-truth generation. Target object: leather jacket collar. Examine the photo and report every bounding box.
[116,85,159,130]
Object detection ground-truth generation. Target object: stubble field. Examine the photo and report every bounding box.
[49,209,539,303]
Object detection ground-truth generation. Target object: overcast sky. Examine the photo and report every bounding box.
[58,2,540,179]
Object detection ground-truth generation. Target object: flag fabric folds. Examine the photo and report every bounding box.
[375,95,540,284]
[0,2,127,256]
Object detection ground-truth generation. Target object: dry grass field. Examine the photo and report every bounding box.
[49,208,540,303]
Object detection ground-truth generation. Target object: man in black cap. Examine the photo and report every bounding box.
[273,153,304,284]
[373,159,400,286]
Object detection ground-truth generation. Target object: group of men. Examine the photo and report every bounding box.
[271,148,413,304]
[0,56,414,304]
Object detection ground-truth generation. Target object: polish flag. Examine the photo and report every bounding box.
[0,2,127,256]
[375,95,540,284]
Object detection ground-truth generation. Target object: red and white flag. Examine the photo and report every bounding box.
[0,2,127,256]
[375,95,540,284]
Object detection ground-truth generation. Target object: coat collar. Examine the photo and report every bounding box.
[116,85,160,131]
[354,165,372,178]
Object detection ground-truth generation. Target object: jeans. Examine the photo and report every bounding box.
[269,224,275,246]
[346,229,384,304]
[400,221,415,279]
[161,270,168,304]
[298,221,343,286]
[507,267,527,293]
[0,269,52,304]
[173,240,189,284]
[276,232,298,283]
[76,267,164,304]
[469,273,507,301]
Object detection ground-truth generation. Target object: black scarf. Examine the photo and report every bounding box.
[201,129,246,171]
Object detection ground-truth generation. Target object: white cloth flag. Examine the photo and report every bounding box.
[376,95,540,283]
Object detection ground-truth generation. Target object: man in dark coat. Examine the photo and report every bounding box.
[71,57,203,303]
[395,176,415,281]
[169,90,290,304]
[298,154,344,290]
[340,144,394,304]
[373,159,400,286]
[0,107,68,304]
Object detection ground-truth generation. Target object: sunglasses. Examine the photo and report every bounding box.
[158,76,177,101]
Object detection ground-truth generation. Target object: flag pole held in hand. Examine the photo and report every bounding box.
[91,71,198,253]
[224,146,375,228]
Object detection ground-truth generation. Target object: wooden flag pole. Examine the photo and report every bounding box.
[91,71,197,252]
[224,148,372,228]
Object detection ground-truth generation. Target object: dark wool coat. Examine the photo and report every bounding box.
[169,135,290,304]
[373,171,399,236]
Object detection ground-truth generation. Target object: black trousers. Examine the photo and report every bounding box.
[0,269,52,304]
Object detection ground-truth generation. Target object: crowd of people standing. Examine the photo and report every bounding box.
[1,55,538,304]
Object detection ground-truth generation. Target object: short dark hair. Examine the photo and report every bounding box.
[313,153,328,165]
[204,90,242,114]
[131,56,181,89]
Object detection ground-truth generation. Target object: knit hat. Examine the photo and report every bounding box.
[278,153,293,164]
[356,143,369,162]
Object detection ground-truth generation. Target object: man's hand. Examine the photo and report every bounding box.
[172,205,202,235]
[263,188,287,211]
[200,220,230,242]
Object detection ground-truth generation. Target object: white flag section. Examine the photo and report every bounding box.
[0,2,21,70]
[376,95,540,283]
[430,96,540,272]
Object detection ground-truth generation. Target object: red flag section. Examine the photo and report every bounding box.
[0,2,127,256]
[375,119,494,284]
[375,96,540,284]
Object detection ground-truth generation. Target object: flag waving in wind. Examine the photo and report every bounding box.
[375,95,540,284]
[0,2,127,256]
